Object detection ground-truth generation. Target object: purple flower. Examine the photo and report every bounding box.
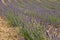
[35,17,40,23]
[57,28,60,32]
[49,27,54,34]
[53,34,59,40]
[46,31,50,38]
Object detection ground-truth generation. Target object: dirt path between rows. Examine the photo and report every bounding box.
[0,16,20,40]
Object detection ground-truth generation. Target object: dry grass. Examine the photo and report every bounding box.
[0,16,20,40]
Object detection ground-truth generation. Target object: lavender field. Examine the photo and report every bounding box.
[0,0,60,40]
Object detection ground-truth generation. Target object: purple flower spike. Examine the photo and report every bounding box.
[36,17,40,23]
[57,28,60,32]
[49,27,54,34]
[53,34,59,40]
[28,16,32,22]
[46,31,50,38]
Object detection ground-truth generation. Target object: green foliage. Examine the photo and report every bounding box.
[20,27,45,40]
[47,15,60,25]
[6,10,45,40]
[21,29,33,40]
[20,21,45,40]
[48,15,57,24]
[6,10,20,27]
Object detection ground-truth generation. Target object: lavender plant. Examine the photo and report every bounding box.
[5,10,46,40]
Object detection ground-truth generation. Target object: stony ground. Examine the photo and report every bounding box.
[45,25,60,40]
[0,16,20,40]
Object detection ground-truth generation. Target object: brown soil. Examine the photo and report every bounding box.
[0,16,20,40]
